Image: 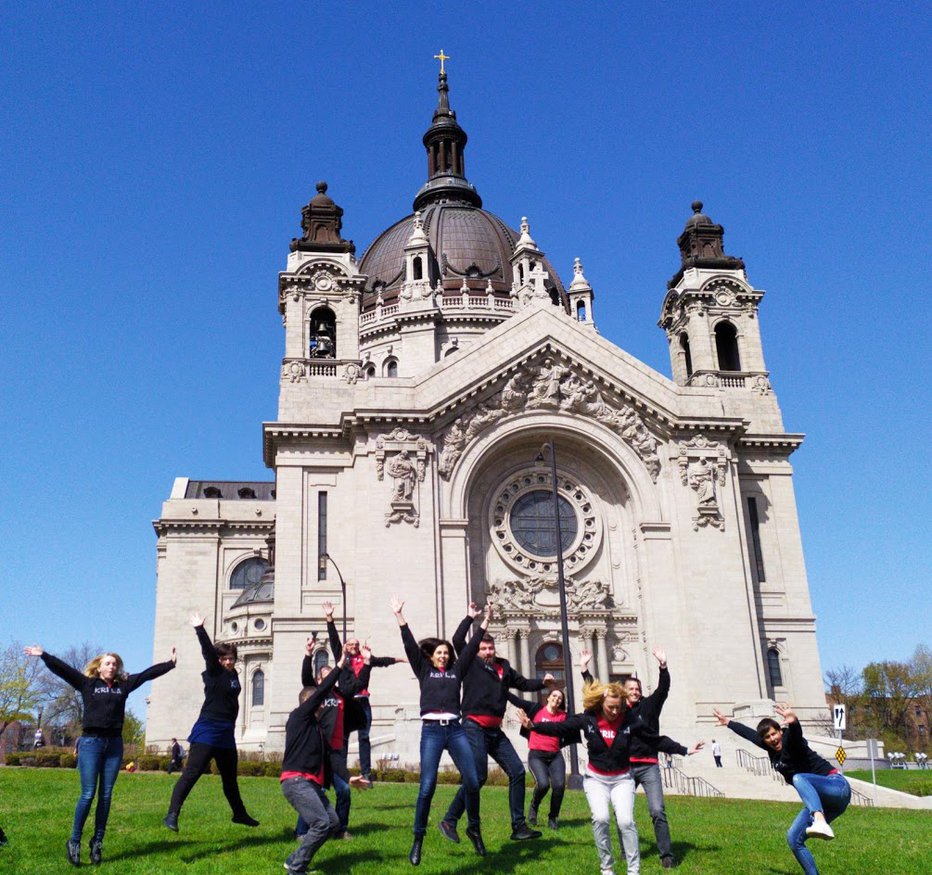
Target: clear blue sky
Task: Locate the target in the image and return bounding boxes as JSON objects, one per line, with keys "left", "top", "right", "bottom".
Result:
{"left": 2, "top": 4, "right": 929, "bottom": 690}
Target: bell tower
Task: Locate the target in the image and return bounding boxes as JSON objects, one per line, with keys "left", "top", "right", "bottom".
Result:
{"left": 659, "top": 202, "right": 770, "bottom": 394}
{"left": 277, "top": 182, "right": 364, "bottom": 391}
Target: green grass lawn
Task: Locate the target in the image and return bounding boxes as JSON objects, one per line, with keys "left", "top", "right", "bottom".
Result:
{"left": 845, "top": 768, "right": 931, "bottom": 797}
{"left": 0, "top": 768, "right": 929, "bottom": 874}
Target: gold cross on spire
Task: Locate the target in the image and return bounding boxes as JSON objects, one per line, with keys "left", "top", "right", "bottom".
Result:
{"left": 433, "top": 49, "right": 450, "bottom": 75}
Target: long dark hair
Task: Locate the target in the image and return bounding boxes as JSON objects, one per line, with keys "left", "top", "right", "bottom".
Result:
{"left": 419, "top": 637, "right": 456, "bottom": 669}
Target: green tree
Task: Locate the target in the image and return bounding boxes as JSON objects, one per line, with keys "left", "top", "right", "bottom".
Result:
{"left": 862, "top": 658, "right": 923, "bottom": 744}
{"left": 0, "top": 643, "right": 43, "bottom": 740}
{"left": 122, "top": 708, "right": 145, "bottom": 751}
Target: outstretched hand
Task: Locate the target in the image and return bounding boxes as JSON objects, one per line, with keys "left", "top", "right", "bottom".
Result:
{"left": 481, "top": 602, "right": 494, "bottom": 625}
{"left": 775, "top": 703, "right": 797, "bottom": 724}
{"left": 389, "top": 595, "right": 405, "bottom": 615}
{"left": 579, "top": 649, "right": 592, "bottom": 671}
{"left": 712, "top": 708, "right": 730, "bottom": 727}
{"left": 652, "top": 647, "right": 667, "bottom": 667}
{"left": 361, "top": 645, "right": 373, "bottom": 665}
{"left": 321, "top": 601, "right": 334, "bottom": 620}
{"left": 190, "top": 613, "right": 205, "bottom": 628}
{"left": 305, "top": 636, "right": 317, "bottom": 656}
{"left": 687, "top": 740, "right": 705, "bottom": 755}
{"left": 515, "top": 708, "right": 533, "bottom": 730}
{"left": 349, "top": 775, "right": 372, "bottom": 791}
{"left": 171, "top": 647, "right": 177, "bottom": 664}
{"left": 466, "top": 601, "right": 482, "bottom": 620}
{"left": 24, "top": 645, "right": 43, "bottom": 657}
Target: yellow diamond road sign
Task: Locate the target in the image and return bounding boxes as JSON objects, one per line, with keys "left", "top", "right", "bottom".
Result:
{"left": 835, "top": 747, "right": 847, "bottom": 766}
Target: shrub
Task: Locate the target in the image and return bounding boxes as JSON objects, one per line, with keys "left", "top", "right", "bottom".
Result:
{"left": 35, "top": 751, "right": 62, "bottom": 768}
{"left": 136, "top": 755, "right": 165, "bottom": 772}
{"left": 5, "top": 752, "right": 22, "bottom": 766}
{"left": 60, "top": 754, "right": 77, "bottom": 768}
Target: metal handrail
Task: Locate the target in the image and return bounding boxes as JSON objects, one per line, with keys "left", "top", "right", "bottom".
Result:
{"left": 736, "top": 748, "right": 783, "bottom": 783}
{"left": 848, "top": 784, "right": 874, "bottom": 808}
{"left": 660, "top": 762, "right": 725, "bottom": 799}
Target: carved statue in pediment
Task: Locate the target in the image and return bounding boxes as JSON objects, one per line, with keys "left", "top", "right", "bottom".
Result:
{"left": 436, "top": 359, "right": 662, "bottom": 482}
{"left": 677, "top": 435, "right": 728, "bottom": 530}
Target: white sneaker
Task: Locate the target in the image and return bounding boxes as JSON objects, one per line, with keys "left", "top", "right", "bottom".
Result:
{"left": 600, "top": 868, "right": 616, "bottom": 875}
{"left": 805, "top": 820, "right": 835, "bottom": 840}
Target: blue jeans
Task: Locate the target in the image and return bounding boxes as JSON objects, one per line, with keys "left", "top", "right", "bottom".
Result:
{"left": 73, "top": 735, "right": 123, "bottom": 843}
{"left": 282, "top": 777, "right": 340, "bottom": 872}
{"left": 414, "top": 720, "right": 480, "bottom": 837}
{"left": 444, "top": 719, "right": 527, "bottom": 829}
{"left": 631, "top": 762, "right": 672, "bottom": 861}
{"left": 787, "top": 772, "right": 851, "bottom": 875}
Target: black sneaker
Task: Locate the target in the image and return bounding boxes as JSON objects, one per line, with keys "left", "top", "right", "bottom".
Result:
{"left": 527, "top": 807, "right": 538, "bottom": 826}
{"left": 548, "top": 817, "right": 559, "bottom": 830}
{"left": 465, "top": 825, "right": 486, "bottom": 856}
{"left": 408, "top": 836, "right": 423, "bottom": 866}
{"left": 89, "top": 838, "right": 103, "bottom": 865}
{"left": 231, "top": 813, "right": 260, "bottom": 827}
{"left": 661, "top": 856, "right": 677, "bottom": 869}
{"left": 66, "top": 839, "right": 80, "bottom": 866}
{"left": 511, "top": 824, "right": 542, "bottom": 840}
{"left": 163, "top": 811, "right": 179, "bottom": 832}
{"left": 438, "top": 820, "right": 460, "bottom": 844}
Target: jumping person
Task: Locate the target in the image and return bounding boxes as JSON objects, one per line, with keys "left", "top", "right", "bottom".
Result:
{"left": 508, "top": 686, "right": 575, "bottom": 829}
{"left": 281, "top": 650, "right": 369, "bottom": 874}
{"left": 338, "top": 623, "right": 405, "bottom": 784}
{"left": 439, "top": 601, "right": 550, "bottom": 843}
{"left": 296, "top": 605, "right": 374, "bottom": 840}
{"left": 390, "top": 595, "right": 491, "bottom": 866}
{"left": 520, "top": 668, "right": 702, "bottom": 875}
{"left": 583, "top": 646, "right": 678, "bottom": 869}
{"left": 24, "top": 643, "right": 176, "bottom": 866}
{"left": 714, "top": 704, "right": 851, "bottom": 875}
{"left": 163, "top": 613, "right": 259, "bottom": 832}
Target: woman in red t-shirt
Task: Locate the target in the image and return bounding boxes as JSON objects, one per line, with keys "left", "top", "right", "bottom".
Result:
{"left": 522, "top": 688, "right": 569, "bottom": 828}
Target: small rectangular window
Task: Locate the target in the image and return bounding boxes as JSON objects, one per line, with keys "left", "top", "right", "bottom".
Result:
{"left": 747, "top": 496, "right": 766, "bottom": 582}
{"left": 317, "top": 492, "right": 328, "bottom": 580}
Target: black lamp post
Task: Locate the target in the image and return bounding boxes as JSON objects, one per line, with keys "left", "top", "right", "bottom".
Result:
{"left": 536, "top": 439, "right": 582, "bottom": 788}
{"left": 319, "top": 553, "right": 347, "bottom": 641}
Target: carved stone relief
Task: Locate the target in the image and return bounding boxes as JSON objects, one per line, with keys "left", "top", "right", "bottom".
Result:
{"left": 487, "top": 575, "right": 614, "bottom": 616}
{"left": 676, "top": 434, "right": 728, "bottom": 531}
{"left": 437, "top": 358, "right": 661, "bottom": 481}
{"left": 376, "top": 429, "right": 431, "bottom": 527}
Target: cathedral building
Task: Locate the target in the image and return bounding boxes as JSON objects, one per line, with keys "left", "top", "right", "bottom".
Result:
{"left": 148, "top": 70, "right": 825, "bottom": 758}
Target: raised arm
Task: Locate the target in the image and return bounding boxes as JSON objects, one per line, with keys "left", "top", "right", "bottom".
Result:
{"left": 126, "top": 651, "right": 177, "bottom": 693}
{"left": 579, "top": 648, "right": 594, "bottom": 685}
{"left": 191, "top": 613, "right": 221, "bottom": 674}
{"left": 714, "top": 708, "right": 767, "bottom": 751}
{"left": 26, "top": 646, "right": 85, "bottom": 690}
{"left": 296, "top": 653, "right": 347, "bottom": 718}
{"left": 454, "top": 602, "right": 492, "bottom": 678}
{"left": 391, "top": 596, "right": 425, "bottom": 673}
{"left": 323, "top": 602, "right": 342, "bottom": 661}
{"left": 520, "top": 709, "right": 587, "bottom": 739}
{"left": 301, "top": 635, "right": 319, "bottom": 687}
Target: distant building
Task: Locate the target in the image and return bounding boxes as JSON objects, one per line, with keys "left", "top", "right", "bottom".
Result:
{"left": 149, "top": 71, "right": 825, "bottom": 757}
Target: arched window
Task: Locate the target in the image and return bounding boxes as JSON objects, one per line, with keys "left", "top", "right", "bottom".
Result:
{"left": 576, "top": 300, "right": 586, "bottom": 321}
{"left": 536, "top": 642, "right": 566, "bottom": 695}
{"left": 767, "top": 647, "right": 783, "bottom": 688}
{"left": 309, "top": 307, "right": 336, "bottom": 359}
{"left": 715, "top": 321, "right": 741, "bottom": 371}
{"left": 384, "top": 358, "right": 398, "bottom": 378}
{"left": 251, "top": 669, "right": 265, "bottom": 707}
{"left": 230, "top": 557, "right": 269, "bottom": 590}
{"left": 412, "top": 256, "right": 423, "bottom": 280}
{"left": 313, "top": 649, "right": 330, "bottom": 678}
{"left": 364, "top": 364, "right": 376, "bottom": 379}
{"left": 444, "top": 345, "right": 459, "bottom": 358}
{"left": 679, "top": 333, "right": 693, "bottom": 378}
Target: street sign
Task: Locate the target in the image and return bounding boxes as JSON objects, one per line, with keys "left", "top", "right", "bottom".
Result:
{"left": 833, "top": 704, "right": 846, "bottom": 731}
{"left": 835, "top": 746, "right": 847, "bottom": 766}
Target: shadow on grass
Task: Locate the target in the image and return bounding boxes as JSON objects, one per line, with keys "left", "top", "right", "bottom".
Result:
{"left": 110, "top": 833, "right": 281, "bottom": 864}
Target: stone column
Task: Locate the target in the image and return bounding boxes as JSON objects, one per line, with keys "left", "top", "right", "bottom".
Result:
{"left": 595, "top": 627, "right": 610, "bottom": 681}
{"left": 500, "top": 626, "right": 517, "bottom": 667}
{"left": 517, "top": 627, "right": 531, "bottom": 677}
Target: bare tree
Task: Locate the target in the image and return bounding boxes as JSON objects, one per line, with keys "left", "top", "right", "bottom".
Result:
{"left": 0, "top": 643, "right": 43, "bottom": 741}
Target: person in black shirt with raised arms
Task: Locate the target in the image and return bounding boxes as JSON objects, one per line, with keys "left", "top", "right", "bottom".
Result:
{"left": 163, "top": 613, "right": 259, "bottom": 832}
{"left": 440, "top": 601, "right": 551, "bottom": 843}
{"left": 714, "top": 703, "right": 851, "bottom": 875}
{"left": 390, "top": 594, "right": 491, "bottom": 866}
{"left": 25, "top": 642, "right": 176, "bottom": 866}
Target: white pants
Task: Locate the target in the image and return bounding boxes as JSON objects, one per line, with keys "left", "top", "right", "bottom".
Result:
{"left": 583, "top": 770, "right": 639, "bottom": 874}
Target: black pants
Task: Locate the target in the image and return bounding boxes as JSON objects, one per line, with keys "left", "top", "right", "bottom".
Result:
{"left": 528, "top": 750, "right": 566, "bottom": 819}
{"left": 167, "top": 742, "right": 249, "bottom": 817}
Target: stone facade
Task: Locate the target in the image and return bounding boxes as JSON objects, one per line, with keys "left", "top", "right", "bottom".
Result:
{"left": 148, "top": 74, "right": 825, "bottom": 761}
